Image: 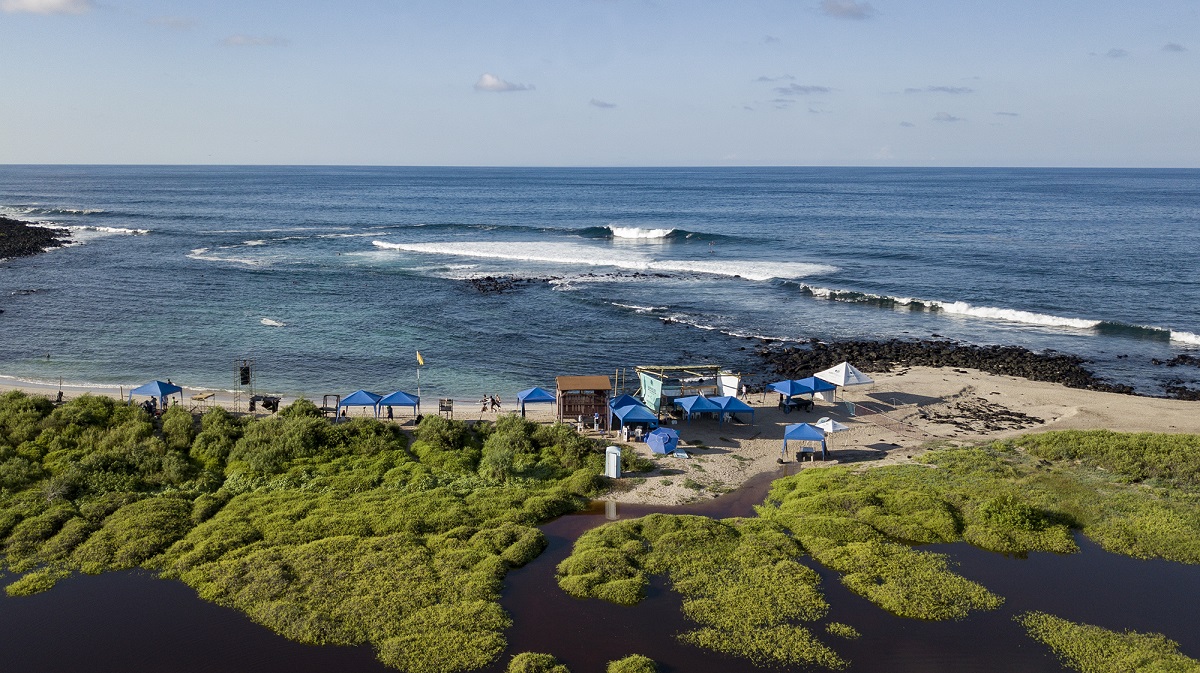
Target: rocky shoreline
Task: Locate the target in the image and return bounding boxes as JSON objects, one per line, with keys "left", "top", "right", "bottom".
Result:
{"left": 0, "top": 216, "right": 70, "bottom": 259}
{"left": 758, "top": 338, "right": 1141, "bottom": 396}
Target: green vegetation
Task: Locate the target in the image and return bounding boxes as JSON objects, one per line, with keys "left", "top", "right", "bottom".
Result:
{"left": 824, "top": 622, "right": 860, "bottom": 639}
{"left": 606, "top": 654, "right": 657, "bottom": 673}
{"left": 556, "top": 513, "right": 845, "bottom": 669}
{"left": 1018, "top": 611, "right": 1200, "bottom": 673}
{"left": 505, "top": 652, "right": 570, "bottom": 673}
{"left": 0, "top": 392, "right": 609, "bottom": 673}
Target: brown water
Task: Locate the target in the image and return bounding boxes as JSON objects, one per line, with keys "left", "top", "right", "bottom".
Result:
{"left": 3, "top": 466, "right": 1199, "bottom": 673}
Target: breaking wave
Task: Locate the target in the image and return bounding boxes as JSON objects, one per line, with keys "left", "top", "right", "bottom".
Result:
{"left": 371, "top": 240, "right": 835, "bottom": 281}
{"left": 260, "top": 318, "right": 286, "bottom": 327}
{"left": 794, "top": 283, "right": 1200, "bottom": 346}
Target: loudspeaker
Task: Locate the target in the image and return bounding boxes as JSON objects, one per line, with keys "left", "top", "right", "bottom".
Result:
{"left": 239, "top": 365, "right": 251, "bottom": 385}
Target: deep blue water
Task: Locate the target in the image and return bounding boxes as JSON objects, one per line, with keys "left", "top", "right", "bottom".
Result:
{"left": 2, "top": 166, "right": 1198, "bottom": 398}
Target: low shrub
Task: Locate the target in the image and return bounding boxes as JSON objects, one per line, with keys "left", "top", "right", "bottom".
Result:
{"left": 606, "top": 654, "right": 656, "bottom": 673}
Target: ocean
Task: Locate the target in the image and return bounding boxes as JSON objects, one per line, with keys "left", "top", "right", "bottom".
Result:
{"left": 1, "top": 165, "right": 1198, "bottom": 400}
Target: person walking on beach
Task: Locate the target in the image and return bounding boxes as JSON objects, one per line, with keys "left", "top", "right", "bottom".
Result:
{"left": 490, "top": 395, "right": 501, "bottom": 412}
{"left": 480, "top": 394, "right": 489, "bottom": 413}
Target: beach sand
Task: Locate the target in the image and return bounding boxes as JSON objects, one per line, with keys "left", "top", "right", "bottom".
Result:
{"left": 6, "top": 367, "right": 1200, "bottom": 507}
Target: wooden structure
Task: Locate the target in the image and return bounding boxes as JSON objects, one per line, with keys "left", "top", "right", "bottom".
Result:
{"left": 555, "top": 375, "right": 613, "bottom": 430}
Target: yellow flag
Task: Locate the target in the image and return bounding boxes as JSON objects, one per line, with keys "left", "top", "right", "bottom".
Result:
{"left": 416, "top": 350, "right": 425, "bottom": 366}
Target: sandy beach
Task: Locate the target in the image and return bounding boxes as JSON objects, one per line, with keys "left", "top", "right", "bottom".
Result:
{"left": 6, "top": 367, "right": 1200, "bottom": 507}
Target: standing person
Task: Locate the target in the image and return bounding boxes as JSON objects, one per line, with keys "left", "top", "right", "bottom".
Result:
{"left": 480, "top": 394, "right": 489, "bottom": 413}
{"left": 593, "top": 411, "right": 600, "bottom": 432}
{"left": 387, "top": 405, "right": 394, "bottom": 420}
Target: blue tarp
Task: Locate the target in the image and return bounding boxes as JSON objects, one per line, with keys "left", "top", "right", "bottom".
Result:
{"left": 611, "top": 403, "right": 659, "bottom": 429}
{"left": 128, "top": 380, "right": 183, "bottom": 406}
{"left": 646, "top": 427, "right": 679, "bottom": 454}
{"left": 379, "top": 390, "right": 420, "bottom": 414}
{"left": 783, "top": 423, "right": 827, "bottom": 460}
{"left": 710, "top": 396, "right": 755, "bottom": 424}
{"left": 339, "top": 389, "right": 382, "bottom": 418}
{"left": 516, "top": 386, "right": 556, "bottom": 415}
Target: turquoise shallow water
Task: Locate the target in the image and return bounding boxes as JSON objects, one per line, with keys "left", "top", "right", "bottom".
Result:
{"left": 1, "top": 166, "right": 1198, "bottom": 398}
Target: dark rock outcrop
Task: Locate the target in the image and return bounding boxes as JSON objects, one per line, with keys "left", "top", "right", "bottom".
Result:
{"left": 758, "top": 338, "right": 1137, "bottom": 395}
{"left": 0, "top": 217, "right": 70, "bottom": 259}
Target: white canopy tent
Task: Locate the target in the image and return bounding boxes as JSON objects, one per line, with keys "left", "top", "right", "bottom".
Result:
{"left": 815, "top": 362, "right": 874, "bottom": 388}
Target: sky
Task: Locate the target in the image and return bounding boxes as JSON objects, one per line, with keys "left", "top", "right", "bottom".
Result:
{"left": 0, "top": 0, "right": 1197, "bottom": 166}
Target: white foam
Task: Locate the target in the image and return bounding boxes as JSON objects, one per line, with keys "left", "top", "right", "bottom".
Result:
{"left": 371, "top": 240, "right": 835, "bottom": 281}
{"left": 261, "top": 318, "right": 286, "bottom": 327}
{"left": 612, "top": 302, "right": 667, "bottom": 313}
{"left": 609, "top": 225, "right": 674, "bottom": 239}
{"left": 933, "top": 301, "right": 1101, "bottom": 329}
{"left": 244, "top": 240, "right": 266, "bottom": 246}
{"left": 1171, "top": 330, "right": 1200, "bottom": 346}
{"left": 186, "top": 248, "right": 266, "bottom": 267}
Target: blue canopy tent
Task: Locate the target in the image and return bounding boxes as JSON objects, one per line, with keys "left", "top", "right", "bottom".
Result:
{"left": 339, "top": 389, "right": 383, "bottom": 418}
{"left": 646, "top": 427, "right": 679, "bottom": 455}
{"left": 673, "top": 395, "right": 722, "bottom": 422}
{"left": 793, "top": 376, "right": 837, "bottom": 394}
{"left": 609, "top": 393, "right": 644, "bottom": 410}
{"left": 516, "top": 387, "right": 556, "bottom": 417}
{"left": 379, "top": 390, "right": 420, "bottom": 417}
{"left": 710, "top": 396, "right": 755, "bottom": 424}
{"left": 767, "top": 379, "right": 823, "bottom": 414}
{"left": 128, "top": 380, "right": 183, "bottom": 410}
{"left": 783, "top": 423, "right": 827, "bottom": 461}
{"left": 611, "top": 403, "right": 660, "bottom": 430}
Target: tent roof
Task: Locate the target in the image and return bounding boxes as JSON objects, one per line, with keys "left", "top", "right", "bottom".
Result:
{"left": 793, "top": 376, "right": 838, "bottom": 392}
{"left": 379, "top": 390, "right": 419, "bottom": 406}
{"left": 710, "top": 396, "right": 754, "bottom": 413}
{"left": 767, "top": 380, "right": 815, "bottom": 397}
{"left": 130, "top": 380, "right": 182, "bottom": 398}
{"left": 556, "top": 375, "right": 612, "bottom": 391}
{"left": 613, "top": 404, "right": 658, "bottom": 423}
{"left": 673, "top": 395, "right": 722, "bottom": 413}
{"left": 814, "top": 362, "right": 874, "bottom": 387}
{"left": 340, "top": 389, "right": 382, "bottom": 406}
{"left": 815, "top": 417, "right": 850, "bottom": 433}
{"left": 517, "top": 387, "right": 557, "bottom": 404}
{"left": 784, "top": 423, "right": 827, "bottom": 442}
{"left": 609, "top": 393, "right": 643, "bottom": 409}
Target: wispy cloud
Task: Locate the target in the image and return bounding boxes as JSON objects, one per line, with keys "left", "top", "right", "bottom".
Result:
{"left": 1, "top": 0, "right": 90, "bottom": 14}
{"left": 221, "top": 35, "right": 290, "bottom": 47}
{"left": 995, "top": 111, "right": 1019, "bottom": 117}
{"left": 1105, "top": 47, "right": 1129, "bottom": 58}
{"left": 1163, "top": 42, "right": 1187, "bottom": 53}
{"left": 899, "top": 121, "right": 916, "bottom": 127}
{"left": 774, "top": 83, "right": 833, "bottom": 95}
{"left": 149, "top": 16, "right": 197, "bottom": 30}
{"left": 589, "top": 99, "right": 616, "bottom": 109}
{"left": 933, "top": 112, "right": 964, "bottom": 122}
{"left": 763, "top": 35, "right": 780, "bottom": 44}
{"left": 756, "top": 75, "right": 794, "bottom": 83}
{"left": 905, "top": 85, "right": 974, "bottom": 94}
{"left": 474, "top": 73, "right": 533, "bottom": 92}
{"left": 819, "top": 0, "right": 876, "bottom": 19}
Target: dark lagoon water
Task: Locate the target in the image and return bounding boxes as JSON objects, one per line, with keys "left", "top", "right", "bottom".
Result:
{"left": 2, "top": 166, "right": 1199, "bottom": 399}
{"left": 5, "top": 468, "right": 1199, "bottom": 673}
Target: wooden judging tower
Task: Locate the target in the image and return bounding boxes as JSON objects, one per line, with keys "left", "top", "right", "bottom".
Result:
{"left": 555, "top": 375, "right": 613, "bottom": 430}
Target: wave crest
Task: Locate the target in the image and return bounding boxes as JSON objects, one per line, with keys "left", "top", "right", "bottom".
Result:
{"left": 371, "top": 240, "right": 835, "bottom": 281}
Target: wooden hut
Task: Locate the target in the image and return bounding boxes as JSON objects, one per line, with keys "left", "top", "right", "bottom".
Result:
{"left": 556, "top": 375, "right": 613, "bottom": 430}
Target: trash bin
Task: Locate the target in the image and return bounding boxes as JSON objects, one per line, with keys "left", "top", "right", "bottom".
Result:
{"left": 605, "top": 445, "right": 622, "bottom": 479}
